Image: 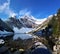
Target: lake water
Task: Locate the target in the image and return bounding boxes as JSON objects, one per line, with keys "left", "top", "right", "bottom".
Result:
{"left": 0, "top": 33, "right": 52, "bottom": 54}
{"left": 0, "top": 33, "right": 34, "bottom": 40}
{"left": 13, "top": 33, "right": 34, "bottom": 40}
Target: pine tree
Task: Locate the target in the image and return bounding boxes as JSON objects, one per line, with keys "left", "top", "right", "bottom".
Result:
{"left": 57, "top": 9, "right": 60, "bottom": 36}
{"left": 49, "top": 9, "right": 60, "bottom": 38}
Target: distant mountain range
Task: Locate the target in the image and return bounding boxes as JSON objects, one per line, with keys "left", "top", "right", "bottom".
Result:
{"left": 5, "top": 15, "right": 46, "bottom": 29}
{"left": 0, "top": 15, "right": 51, "bottom": 33}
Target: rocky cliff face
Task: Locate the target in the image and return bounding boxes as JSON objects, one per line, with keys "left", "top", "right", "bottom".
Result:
{"left": 0, "top": 18, "right": 14, "bottom": 32}
{"left": 5, "top": 17, "right": 23, "bottom": 29}
{"left": 20, "top": 15, "right": 38, "bottom": 28}
{"left": 5, "top": 15, "right": 39, "bottom": 31}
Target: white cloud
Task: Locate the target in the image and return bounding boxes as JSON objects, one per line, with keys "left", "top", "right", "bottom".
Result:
{"left": 0, "top": 2, "right": 9, "bottom": 12}
{"left": 5, "top": 9, "right": 17, "bottom": 17}
{"left": 0, "top": 0, "right": 17, "bottom": 17}
{"left": 19, "top": 9, "right": 31, "bottom": 16}
{"left": 0, "top": 0, "right": 47, "bottom": 24}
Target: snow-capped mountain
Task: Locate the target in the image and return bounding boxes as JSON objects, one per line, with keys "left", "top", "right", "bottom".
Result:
{"left": 5, "top": 16, "right": 37, "bottom": 29}
{"left": 5, "top": 16, "right": 37, "bottom": 33}
{"left": 0, "top": 15, "right": 49, "bottom": 33}
{"left": 20, "top": 15, "right": 47, "bottom": 25}
{"left": 4, "top": 15, "right": 48, "bottom": 33}
{"left": 5, "top": 16, "right": 23, "bottom": 29}
{"left": 5, "top": 15, "right": 47, "bottom": 29}
{"left": 19, "top": 15, "right": 38, "bottom": 28}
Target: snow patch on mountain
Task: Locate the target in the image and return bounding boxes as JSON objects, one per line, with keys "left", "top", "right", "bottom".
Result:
{"left": 13, "top": 27, "right": 35, "bottom": 33}
{"left": 35, "top": 18, "right": 47, "bottom": 24}
{"left": 20, "top": 15, "right": 47, "bottom": 25}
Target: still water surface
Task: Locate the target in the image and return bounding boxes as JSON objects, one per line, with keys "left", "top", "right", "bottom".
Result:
{"left": 13, "top": 33, "right": 34, "bottom": 40}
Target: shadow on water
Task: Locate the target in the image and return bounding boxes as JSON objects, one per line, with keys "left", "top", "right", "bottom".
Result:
{"left": 0, "top": 33, "right": 14, "bottom": 40}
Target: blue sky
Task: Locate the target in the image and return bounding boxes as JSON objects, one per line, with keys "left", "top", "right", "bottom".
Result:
{"left": 0, "top": 0, "right": 60, "bottom": 19}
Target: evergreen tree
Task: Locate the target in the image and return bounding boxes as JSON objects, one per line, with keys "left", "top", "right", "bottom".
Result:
{"left": 57, "top": 9, "right": 60, "bottom": 36}
{"left": 48, "top": 9, "right": 60, "bottom": 38}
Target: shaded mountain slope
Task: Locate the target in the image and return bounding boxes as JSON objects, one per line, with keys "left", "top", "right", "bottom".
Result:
{"left": 0, "top": 18, "right": 14, "bottom": 32}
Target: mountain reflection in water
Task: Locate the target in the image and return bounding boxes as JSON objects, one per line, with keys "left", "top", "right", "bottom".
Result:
{"left": 0, "top": 33, "right": 52, "bottom": 54}
{"left": 13, "top": 33, "right": 33, "bottom": 40}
